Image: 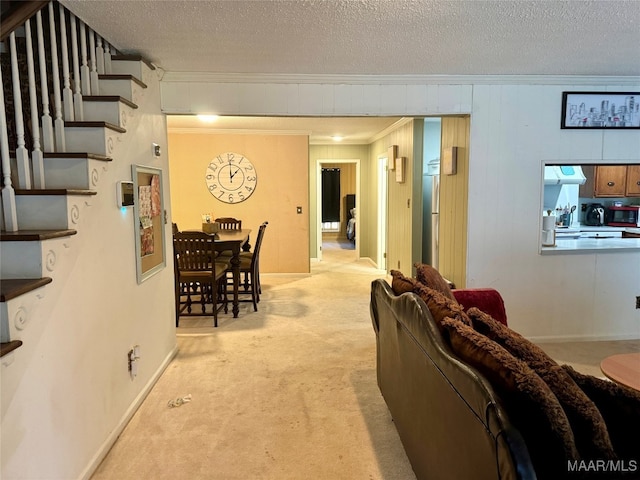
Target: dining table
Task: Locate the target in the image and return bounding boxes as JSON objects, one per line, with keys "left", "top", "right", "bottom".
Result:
{"left": 214, "top": 229, "right": 251, "bottom": 318}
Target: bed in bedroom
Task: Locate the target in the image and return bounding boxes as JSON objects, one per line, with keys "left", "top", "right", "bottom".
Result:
{"left": 346, "top": 194, "right": 356, "bottom": 242}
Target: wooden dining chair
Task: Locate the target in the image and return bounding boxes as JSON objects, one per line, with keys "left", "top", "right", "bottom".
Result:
{"left": 216, "top": 216, "right": 253, "bottom": 256}
{"left": 215, "top": 217, "right": 242, "bottom": 230}
{"left": 225, "top": 221, "right": 268, "bottom": 311}
{"left": 173, "top": 231, "right": 229, "bottom": 327}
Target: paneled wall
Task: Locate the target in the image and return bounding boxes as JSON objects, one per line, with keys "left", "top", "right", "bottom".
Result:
{"left": 368, "top": 120, "right": 421, "bottom": 275}
{"left": 439, "top": 117, "right": 470, "bottom": 288}
{"left": 467, "top": 84, "right": 640, "bottom": 339}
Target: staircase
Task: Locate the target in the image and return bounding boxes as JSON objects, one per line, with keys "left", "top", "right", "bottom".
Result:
{"left": 0, "top": 2, "right": 153, "bottom": 359}
{"left": 0, "top": 5, "right": 176, "bottom": 478}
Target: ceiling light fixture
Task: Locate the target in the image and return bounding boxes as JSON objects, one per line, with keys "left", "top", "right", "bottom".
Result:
{"left": 331, "top": 135, "right": 344, "bottom": 141}
{"left": 197, "top": 115, "right": 219, "bottom": 123}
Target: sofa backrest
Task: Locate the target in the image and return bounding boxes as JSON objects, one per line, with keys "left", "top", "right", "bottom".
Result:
{"left": 370, "top": 279, "right": 536, "bottom": 480}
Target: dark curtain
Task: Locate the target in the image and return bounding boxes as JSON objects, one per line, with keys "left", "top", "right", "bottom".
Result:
{"left": 321, "top": 168, "right": 341, "bottom": 222}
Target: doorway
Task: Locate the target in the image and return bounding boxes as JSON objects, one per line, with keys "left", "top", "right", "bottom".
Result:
{"left": 377, "top": 154, "right": 388, "bottom": 271}
{"left": 316, "top": 159, "right": 360, "bottom": 262}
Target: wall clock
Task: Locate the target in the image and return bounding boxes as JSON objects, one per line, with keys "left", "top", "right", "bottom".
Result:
{"left": 205, "top": 152, "right": 257, "bottom": 203}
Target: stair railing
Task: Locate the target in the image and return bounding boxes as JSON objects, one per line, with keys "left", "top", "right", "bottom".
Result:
{"left": 0, "top": 0, "right": 119, "bottom": 232}
{"left": 1, "top": 65, "right": 18, "bottom": 231}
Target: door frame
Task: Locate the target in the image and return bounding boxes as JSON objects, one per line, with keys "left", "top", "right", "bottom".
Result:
{"left": 316, "top": 158, "right": 360, "bottom": 261}
{"left": 377, "top": 154, "right": 388, "bottom": 271}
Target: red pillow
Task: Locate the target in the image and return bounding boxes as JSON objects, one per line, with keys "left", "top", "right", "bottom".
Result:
{"left": 452, "top": 288, "right": 508, "bottom": 326}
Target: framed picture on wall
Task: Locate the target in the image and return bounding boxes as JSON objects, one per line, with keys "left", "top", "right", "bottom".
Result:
{"left": 561, "top": 91, "right": 640, "bottom": 129}
{"left": 132, "top": 164, "right": 166, "bottom": 283}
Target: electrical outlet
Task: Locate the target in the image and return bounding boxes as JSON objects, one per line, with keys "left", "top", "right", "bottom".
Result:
{"left": 636, "top": 296, "right": 640, "bottom": 309}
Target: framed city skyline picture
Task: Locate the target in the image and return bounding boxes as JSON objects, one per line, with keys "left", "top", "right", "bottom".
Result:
{"left": 561, "top": 91, "right": 640, "bottom": 129}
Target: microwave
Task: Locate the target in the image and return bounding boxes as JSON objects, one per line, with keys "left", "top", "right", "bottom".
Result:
{"left": 606, "top": 206, "right": 639, "bottom": 227}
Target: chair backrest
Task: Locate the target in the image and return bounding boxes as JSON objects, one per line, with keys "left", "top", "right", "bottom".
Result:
{"left": 173, "top": 231, "right": 216, "bottom": 272}
{"left": 250, "top": 222, "right": 268, "bottom": 267}
{"left": 172, "top": 222, "right": 180, "bottom": 234}
{"left": 215, "top": 217, "right": 242, "bottom": 230}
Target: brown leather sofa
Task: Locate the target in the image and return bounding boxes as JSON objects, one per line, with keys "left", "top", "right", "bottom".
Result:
{"left": 370, "top": 278, "right": 535, "bottom": 480}
{"left": 371, "top": 273, "right": 640, "bottom": 480}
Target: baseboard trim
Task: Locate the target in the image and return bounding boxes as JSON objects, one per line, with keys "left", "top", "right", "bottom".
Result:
{"left": 261, "top": 272, "right": 311, "bottom": 278}
{"left": 79, "top": 344, "right": 179, "bottom": 480}
{"left": 360, "top": 256, "right": 381, "bottom": 269}
{"left": 529, "top": 333, "right": 640, "bottom": 343}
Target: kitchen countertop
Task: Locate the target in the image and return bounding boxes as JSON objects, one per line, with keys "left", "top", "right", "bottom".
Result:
{"left": 541, "top": 225, "right": 640, "bottom": 255}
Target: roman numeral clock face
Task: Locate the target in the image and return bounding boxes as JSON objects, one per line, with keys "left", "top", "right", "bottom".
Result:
{"left": 205, "top": 152, "right": 257, "bottom": 204}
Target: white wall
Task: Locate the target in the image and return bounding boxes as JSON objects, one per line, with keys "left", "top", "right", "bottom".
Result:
{"left": 161, "top": 74, "right": 640, "bottom": 341}
{"left": 1, "top": 66, "right": 177, "bottom": 479}
{"left": 468, "top": 84, "right": 640, "bottom": 340}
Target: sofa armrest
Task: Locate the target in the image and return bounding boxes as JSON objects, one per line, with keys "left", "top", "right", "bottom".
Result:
{"left": 452, "top": 288, "right": 508, "bottom": 326}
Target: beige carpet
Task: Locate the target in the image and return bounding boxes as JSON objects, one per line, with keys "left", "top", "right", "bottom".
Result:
{"left": 91, "top": 239, "right": 640, "bottom": 479}
{"left": 91, "top": 240, "right": 416, "bottom": 479}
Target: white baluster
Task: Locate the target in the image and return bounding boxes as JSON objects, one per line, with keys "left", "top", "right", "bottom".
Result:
{"left": 36, "top": 10, "right": 54, "bottom": 151}
{"left": 89, "top": 30, "right": 99, "bottom": 94}
{"left": 9, "top": 32, "right": 32, "bottom": 189}
{"left": 70, "top": 13, "right": 83, "bottom": 120}
{"left": 1, "top": 64, "right": 19, "bottom": 231}
{"left": 48, "top": 2, "right": 65, "bottom": 151}
{"left": 96, "top": 35, "right": 104, "bottom": 74}
{"left": 103, "top": 40, "right": 112, "bottom": 74}
{"left": 79, "top": 20, "right": 91, "bottom": 95}
{"left": 59, "top": 4, "right": 74, "bottom": 121}
{"left": 25, "top": 19, "right": 45, "bottom": 188}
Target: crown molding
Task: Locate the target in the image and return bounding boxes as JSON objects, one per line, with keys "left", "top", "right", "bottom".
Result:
{"left": 370, "top": 118, "right": 413, "bottom": 143}
{"left": 161, "top": 72, "right": 640, "bottom": 86}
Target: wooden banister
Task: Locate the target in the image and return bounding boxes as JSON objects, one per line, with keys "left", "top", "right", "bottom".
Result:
{"left": 0, "top": 1, "right": 49, "bottom": 42}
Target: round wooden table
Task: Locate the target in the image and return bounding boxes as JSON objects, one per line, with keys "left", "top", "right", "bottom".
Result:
{"left": 600, "top": 352, "right": 640, "bottom": 391}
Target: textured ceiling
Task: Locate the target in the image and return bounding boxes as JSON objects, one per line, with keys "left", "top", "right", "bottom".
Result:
{"left": 60, "top": 0, "right": 640, "bottom": 143}
{"left": 61, "top": 0, "right": 640, "bottom": 77}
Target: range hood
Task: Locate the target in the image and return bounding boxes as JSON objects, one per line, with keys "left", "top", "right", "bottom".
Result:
{"left": 544, "top": 165, "right": 587, "bottom": 185}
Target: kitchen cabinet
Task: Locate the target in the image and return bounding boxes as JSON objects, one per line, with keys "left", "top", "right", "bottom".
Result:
{"left": 594, "top": 166, "right": 627, "bottom": 197}
{"left": 580, "top": 165, "right": 630, "bottom": 197}
{"left": 625, "top": 165, "right": 640, "bottom": 196}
